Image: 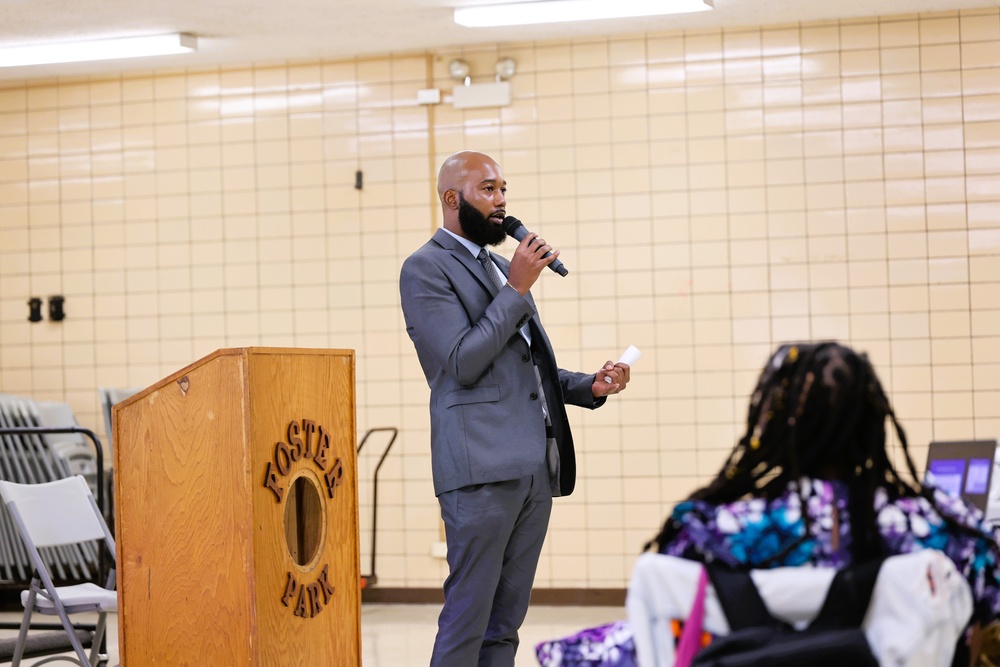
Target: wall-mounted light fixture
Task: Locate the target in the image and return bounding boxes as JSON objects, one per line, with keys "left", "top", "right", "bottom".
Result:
{"left": 448, "top": 59, "right": 471, "bottom": 85}
{"left": 455, "top": 0, "right": 713, "bottom": 27}
{"left": 0, "top": 33, "right": 197, "bottom": 68}
{"left": 448, "top": 57, "right": 517, "bottom": 109}
{"left": 495, "top": 57, "right": 517, "bottom": 81}
{"left": 417, "top": 56, "right": 519, "bottom": 108}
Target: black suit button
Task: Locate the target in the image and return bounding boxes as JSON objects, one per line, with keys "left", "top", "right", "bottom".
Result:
{"left": 522, "top": 354, "right": 530, "bottom": 363}
{"left": 530, "top": 392, "right": 538, "bottom": 400}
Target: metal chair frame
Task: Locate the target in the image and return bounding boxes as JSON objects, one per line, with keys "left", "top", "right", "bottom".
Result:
{"left": 0, "top": 476, "right": 117, "bottom": 667}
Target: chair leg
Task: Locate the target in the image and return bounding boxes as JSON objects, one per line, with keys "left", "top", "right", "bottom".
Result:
{"left": 49, "top": 597, "right": 90, "bottom": 666}
{"left": 11, "top": 586, "right": 37, "bottom": 667}
{"left": 88, "top": 612, "right": 108, "bottom": 667}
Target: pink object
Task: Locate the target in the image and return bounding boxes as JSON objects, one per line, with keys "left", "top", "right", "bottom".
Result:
{"left": 674, "top": 566, "right": 708, "bottom": 667}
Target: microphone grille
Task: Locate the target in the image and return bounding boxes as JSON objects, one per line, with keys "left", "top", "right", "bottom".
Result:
{"left": 501, "top": 216, "right": 522, "bottom": 236}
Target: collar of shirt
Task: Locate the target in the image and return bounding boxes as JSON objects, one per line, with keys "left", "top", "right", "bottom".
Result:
{"left": 442, "top": 227, "right": 484, "bottom": 259}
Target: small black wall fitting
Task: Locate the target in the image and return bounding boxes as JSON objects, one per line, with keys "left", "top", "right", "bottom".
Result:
{"left": 27, "top": 297, "right": 42, "bottom": 323}
{"left": 48, "top": 295, "right": 65, "bottom": 322}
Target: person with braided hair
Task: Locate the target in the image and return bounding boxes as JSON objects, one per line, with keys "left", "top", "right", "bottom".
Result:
{"left": 536, "top": 341, "right": 1000, "bottom": 667}
{"left": 649, "top": 343, "right": 999, "bottom": 602}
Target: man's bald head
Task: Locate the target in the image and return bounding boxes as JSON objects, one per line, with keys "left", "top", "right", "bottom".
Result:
{"left": 437, "top": 150, "right": 500, "bottom": 203}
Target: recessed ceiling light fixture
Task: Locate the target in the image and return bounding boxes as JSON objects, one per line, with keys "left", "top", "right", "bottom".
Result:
{"left": 454, "top": 0, "right": 712, "bottom": 27}
{"left": 0, "top": 33, "right": 197, "bottom": 68}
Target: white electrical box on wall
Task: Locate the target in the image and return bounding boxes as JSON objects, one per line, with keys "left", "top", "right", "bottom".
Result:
{"left": 417, "top": 88, "right": 441, "bottom": 105}
{"left": 451, "top": 81, "right": 512, "bottom": 109}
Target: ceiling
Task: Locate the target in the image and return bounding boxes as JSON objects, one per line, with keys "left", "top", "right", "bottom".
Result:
{"left": 0, "top": 0, "right": 991, "bottom": 83}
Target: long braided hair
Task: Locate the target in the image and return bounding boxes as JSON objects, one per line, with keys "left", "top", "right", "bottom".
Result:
{"left": 650, "top": 341, "right": 962, "bottom": 564}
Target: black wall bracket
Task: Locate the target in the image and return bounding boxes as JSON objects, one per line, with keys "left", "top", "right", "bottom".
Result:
{"left": 27, "top": 297, "right": 42, "bottom": 323}
{"left": 48, "top": 295, "right": 65, "bottom": 322}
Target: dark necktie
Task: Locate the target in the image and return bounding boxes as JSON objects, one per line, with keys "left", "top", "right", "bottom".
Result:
{"left": 477, "top": 248, "right": 550, "bottom": 427}
{"left": 477, "top": 248, "right": 506, "bottom": 294}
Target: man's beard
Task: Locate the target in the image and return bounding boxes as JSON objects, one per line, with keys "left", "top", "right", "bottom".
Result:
{"left": 458, "top": 193, "right": 506, "bottom": 247}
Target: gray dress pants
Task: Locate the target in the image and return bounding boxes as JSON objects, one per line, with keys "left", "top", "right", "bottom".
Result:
{"left": 430, "top": 461, "right": 553, "bottom": 667}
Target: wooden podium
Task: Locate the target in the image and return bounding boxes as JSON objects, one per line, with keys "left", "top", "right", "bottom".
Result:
{"left": 112, "top": 348, "right": 360, "bottom": 666}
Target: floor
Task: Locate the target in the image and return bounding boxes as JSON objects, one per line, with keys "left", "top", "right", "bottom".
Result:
{"left": 362, "top": 604, "right": 625, "bottom": 666}
{"left": 0, "top": 603, "right": 625, "bottom": 666}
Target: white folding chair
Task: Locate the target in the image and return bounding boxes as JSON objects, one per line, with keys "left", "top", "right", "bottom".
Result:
{"left": 0, "top": 475, "right": 117, "bottom": 666}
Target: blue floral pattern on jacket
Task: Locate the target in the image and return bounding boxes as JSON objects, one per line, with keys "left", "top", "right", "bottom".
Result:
{"left": 535, "top": 478, "right": 1000, "bottom": 667}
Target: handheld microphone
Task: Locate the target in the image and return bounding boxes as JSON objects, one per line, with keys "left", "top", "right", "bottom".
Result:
{"left": 501, "top": 216, "right": 569, "bottom": 277}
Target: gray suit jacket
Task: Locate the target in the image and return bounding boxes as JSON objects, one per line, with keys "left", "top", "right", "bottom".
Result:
{"left": 400, "top": 228, "right": 603, "bottom": 497}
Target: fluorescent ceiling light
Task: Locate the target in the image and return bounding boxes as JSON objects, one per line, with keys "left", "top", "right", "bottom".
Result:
{"left": 455, "top": 0, "right": 712, "bottom": 27}
{"left": 0, "top": 33, "right": 197, "bottom": 68}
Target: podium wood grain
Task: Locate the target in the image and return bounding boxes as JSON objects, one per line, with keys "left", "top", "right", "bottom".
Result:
{"left": 113, "top": 348, "right": 360, "bottom": 666}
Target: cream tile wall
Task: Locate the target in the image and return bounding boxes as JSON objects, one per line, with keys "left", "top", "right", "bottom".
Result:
{"left": 2, "top": 8, "right": 1000, "bottom": 589}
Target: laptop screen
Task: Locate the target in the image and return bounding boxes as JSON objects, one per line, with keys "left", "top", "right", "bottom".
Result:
{"left": 925, "top": 440, "right": 998, "bottom": 516}
{"left": 927, "top": 458, "right": 965, "bottom": 497}
{"left": 966, "top": 458, "right": 993, "bottom": 495}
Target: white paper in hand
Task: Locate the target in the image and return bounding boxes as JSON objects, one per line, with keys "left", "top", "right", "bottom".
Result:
{"left": 618, "top": 345, "right": 642, "bottom": 366}
{"left": 604, "top": 345, "right": 641, "bottom": 383}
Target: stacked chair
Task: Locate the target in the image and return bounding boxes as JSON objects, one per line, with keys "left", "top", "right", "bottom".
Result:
{"left": 0, "top": 395, "right": 103, "bottom": 585}
{"left": 0, "top": 394, "right": 115, "bottom": 665}
{"left": 97, "top": 388, "right": 138, "bottom": 536}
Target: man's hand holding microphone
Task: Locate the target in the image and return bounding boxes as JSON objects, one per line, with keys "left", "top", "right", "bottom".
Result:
{"left": 501, "top": 215, "right": 635, "bottom": 398}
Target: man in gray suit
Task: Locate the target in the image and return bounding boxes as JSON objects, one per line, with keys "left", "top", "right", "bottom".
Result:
{"left": 400, "top": 151, "right": 631, "bottom": 666}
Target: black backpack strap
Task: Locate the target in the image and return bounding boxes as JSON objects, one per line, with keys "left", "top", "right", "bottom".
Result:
{"left": 809, "top": 559, "right": 883, "bottom": 631}
{"left": 704, "top": 564, "right": 780, "bottom": 632}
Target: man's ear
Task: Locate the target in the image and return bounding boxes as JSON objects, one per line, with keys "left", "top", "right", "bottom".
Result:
{"left": 442, "top": 189, "right": 460, "bottom": 210}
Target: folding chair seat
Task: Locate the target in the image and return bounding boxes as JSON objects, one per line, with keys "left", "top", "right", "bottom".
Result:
{"left": 0, "top": 475, "right": 117, "bottom": 667}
